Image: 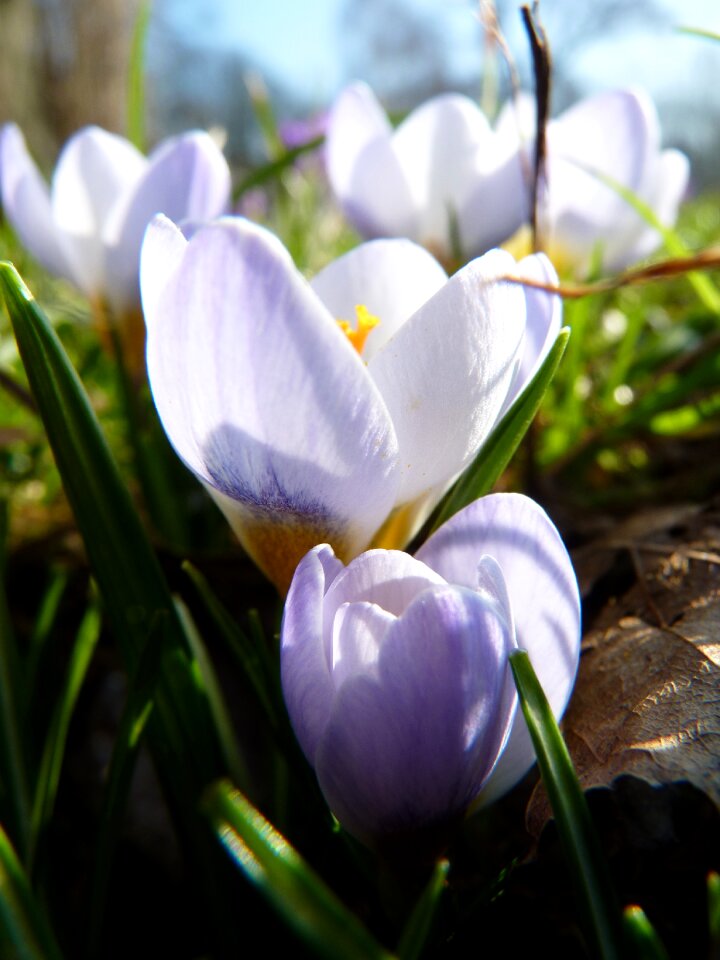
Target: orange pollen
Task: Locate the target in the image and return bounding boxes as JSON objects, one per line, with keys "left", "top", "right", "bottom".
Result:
{"left": 337, "top": 304, "right": 380, "bottom": 354}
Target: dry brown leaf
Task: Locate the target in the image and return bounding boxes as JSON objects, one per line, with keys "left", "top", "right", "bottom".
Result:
{"left": 527, "top": 500, "right": 720, "bottom": 835}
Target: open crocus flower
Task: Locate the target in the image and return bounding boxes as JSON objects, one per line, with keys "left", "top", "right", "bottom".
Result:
{"left": 0, "top": 123, "right": 231, "bottom": 370}
{"left": 281, "top": 492, "right": 581, "bottom": 849}
{"left": 498, "top": 88, "right": 690, "bottom": 275}
{"left": 325, "top": 81, "right": 526, "bottom": 265}
{"left": 142, "top": 215, "right": 561, "bottom": 593}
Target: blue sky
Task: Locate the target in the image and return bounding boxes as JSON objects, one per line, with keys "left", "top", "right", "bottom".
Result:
{"left": 161, "top": 0, "right": 720, "bottom": 108}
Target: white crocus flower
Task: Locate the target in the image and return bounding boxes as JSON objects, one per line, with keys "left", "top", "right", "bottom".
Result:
{"left": 498, "top": 88, "right": 690, "bottom": 274}
{"left": 325, "top": 82, "right": 526, "bottom": 266}
{"left": 0, "top": 123, "right": 231, "bottom": 371}
{"left": 141, "top": 216, "right": 560, "bottom": 592}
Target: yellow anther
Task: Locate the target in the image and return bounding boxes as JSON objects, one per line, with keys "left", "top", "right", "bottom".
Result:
{"left": 337, "top": 304, "right": 380, "bottom": 354}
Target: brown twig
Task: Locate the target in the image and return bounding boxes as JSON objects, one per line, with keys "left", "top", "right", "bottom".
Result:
{"left": 520, "top": 2, "right": 552, "bottom": 253}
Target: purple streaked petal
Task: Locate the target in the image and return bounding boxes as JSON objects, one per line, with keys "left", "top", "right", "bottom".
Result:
{"left": 281, "top": 544, "right": 343, "bottom": 762}
{"left": 142, "top": 216, "right": 400, "bottom": 586}
{"left": 315, "top": 582, "right": 516, "bottom": 843}
{"left": 416, "top": 492, "right": 581, "bottom": 802}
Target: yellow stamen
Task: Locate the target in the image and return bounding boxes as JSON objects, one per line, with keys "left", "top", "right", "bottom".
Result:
{"left": 337, "top": 304, "right": 380, "bottom": 354}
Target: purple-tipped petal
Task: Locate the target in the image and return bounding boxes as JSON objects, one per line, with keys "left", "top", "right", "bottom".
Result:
{"left": 142, "top": 216, "right": 400, "bottom": 589}
{"left": 416, "top": 492, "right": 581, "bottom": 802}
{"left": 281, "top": 545, "right": 343, "bottom": 762}
{"left": 315, "top": 582, "right": 516, "bottom": 843}
{"left": 0, "top": 123, "right": 71, "bottom": 281}
{"left": 310, "top": 238, "right": 448, "bottom": 361}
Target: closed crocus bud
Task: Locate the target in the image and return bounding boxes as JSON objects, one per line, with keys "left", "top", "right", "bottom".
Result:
{"left": 281, "top": 493, "right": 581, "bottom": 853}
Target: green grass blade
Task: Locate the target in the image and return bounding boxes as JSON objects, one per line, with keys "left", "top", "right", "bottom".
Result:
{"left": 0, "top": 501, "right": 31, "bottom": 860}
{"left": 127, "top": 0, "right": 151, "bottom": 150}
{"left": 181, "top": 561, "right": 282, "bottom": 733}
{"left": 29, "top": 601, "right": 101, "bottom": 872}
{"left": 0, "top": 824, "right": 63, "bottom": 960}
{"left": 709, "top": 871, "right": 720, "bottom": 954}
{"left": 234, "top": 136, "right": 324, "bottom": 200}
{"left": 509, "top": 650, "right": 624, "bottom": 960}
{"left": 205, "top": 780, "right": 397, "bottom": 960}
{"left": 396, "top": 859, "right": 448, "bottom": 960}
{"left": 577, "top": 161, "right": 720, "bottom": 314}
{"left": 24, "top": 568, "right": 69, "bottom": 704}
{"left": 622, "top": 905, "right": 669, "bottom": 960}
{"left": 173, "top": 597, "right": 251, "bottom": 792}
{"left": 431, "top": 327, "right": 570, "bottom": 531}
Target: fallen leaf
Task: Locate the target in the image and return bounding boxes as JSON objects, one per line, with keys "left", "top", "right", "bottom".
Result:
{"left": 527, "top": 498, "right": 720, "bottom": 835}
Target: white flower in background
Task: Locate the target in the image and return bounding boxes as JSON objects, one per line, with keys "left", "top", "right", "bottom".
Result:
{"left": 0, "top": 123, "right": 231, "bottom": 369}
{"left": 497, "top": 88, "right": 690, "bottom": 274}
{"left": 325, "top": 81, "right": 527, "bottom": 265}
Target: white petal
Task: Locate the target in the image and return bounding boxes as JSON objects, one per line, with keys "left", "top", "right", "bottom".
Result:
{"left": 331, "top": 601, "right": 395, "bottom": 689}
{"left": 368, "top": 249, "right": 525, "bottom": 506}
{"left": 416, "top": 492, "right": 581, "bottom": 803}
{"left": 143, "top": 216, "right": 400, "bottom": 586}
{"left": 325, "top": 82, "right": 417, "bottom": 239}
{"left": 501, "top": 252, "right": 562, "bottom": 412}
{"left": 104, "top": 131, "right": 231, "bottom": 312}
{"left": 392, "top": 93, "right": 497, "bottom": 254}
{"left": 50, "top": 126, "right": 146, "bottom": 295}
{"left": 310, "top": 238, "right": 447, "bottom": 362}
{"left": 0, "top": 124, "right": 71, "bottom": 281}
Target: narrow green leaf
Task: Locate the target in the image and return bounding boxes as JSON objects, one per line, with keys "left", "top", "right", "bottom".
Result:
{"left": 622, "top": 905, "right": 669, "bottom": 960}
{"left": 0, "top": 824, "right": 63, "bottom": 960}
{"left": 396, "top": 859, "right": 448, "bottom": 960}
{"left": 24, "top": 568, "right": 69, "bottom": 704}
{"left": 576, "top": 161, "right": 720, "bottom": 314}
{"left": 173, "top": 596, "right": 251, "bottom": 792}
{"left": 182, "top": 561, "right": 281, "bottom": 733}
{"left": 709, "top": 871, "right": 720, "bottom": 950}
{"left": 127, "top": 0, "right": 152, "bottom": 151}
{"left": 234, "top": 136, "right": 324, "bottom": 199}
{"left": 0, "top": 501, "right": 31, "bottom": 860}
{"left": 205, "top": 780, "right": 397, "bottom": 960}
{"left": 431, "top": 328, "right": 570, "bottom": 530}
{"left": 29, "top": 601, "right": 101, "bottom": 872}
{"left": 510, "top": 650, "right": 624, "bottom": 960}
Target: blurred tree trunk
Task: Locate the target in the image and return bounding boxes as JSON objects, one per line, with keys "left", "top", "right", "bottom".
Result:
{"left": 0, "top": 0, "right": 140, "bottom": 166}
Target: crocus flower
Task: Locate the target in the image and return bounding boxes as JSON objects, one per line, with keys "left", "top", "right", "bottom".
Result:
{"left": 0, "top": 123, "right": 231, "bottom": 369}
{"left": 325, "top": 81, "right": 526, "bottom": 265}
{"left": 280, "top": 492, "right": 581, "bottom": 849}
{"left": 141, "top": 215, "right": 561, "bottom": 593}
{"left": 497, "top": 88, "right": 690, "bottom": 274}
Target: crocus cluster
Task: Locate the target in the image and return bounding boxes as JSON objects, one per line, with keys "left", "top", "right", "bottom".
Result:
{"left": 141, "top": 214, "right": 560, "bottom": 593}
{"left": 0, "top": 123, "right": 231, "bottom": 369}
{"left": 326, "top": 82, "right": 688, "bottom": 274}
{"left": 281, "top": 492, "right": 581, "bottom": 848}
